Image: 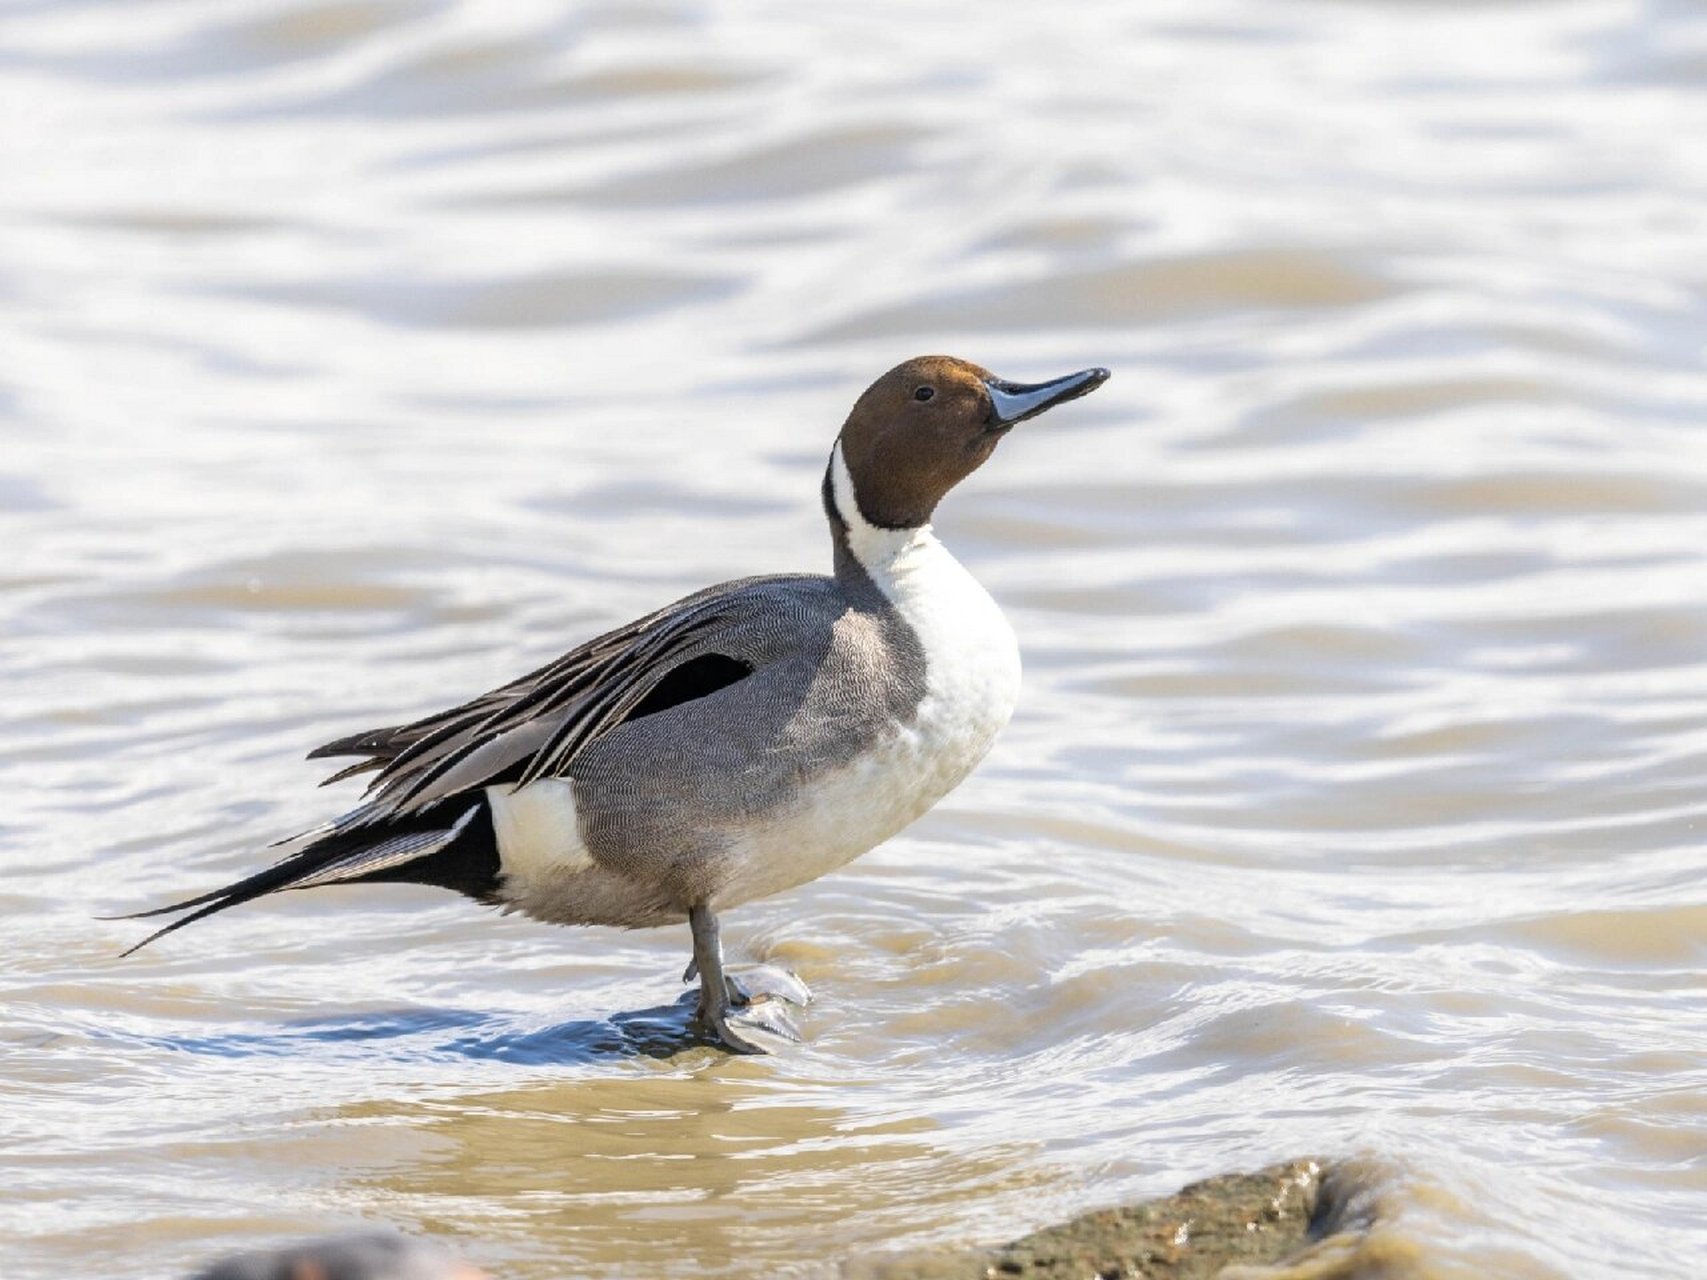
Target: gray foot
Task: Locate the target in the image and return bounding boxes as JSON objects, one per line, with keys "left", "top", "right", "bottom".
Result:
{"left": 685, "top": 905, "right": 809, "bottom": 1055}
{"left": 697, "top": 995, "right": 804, "bottom": 1055}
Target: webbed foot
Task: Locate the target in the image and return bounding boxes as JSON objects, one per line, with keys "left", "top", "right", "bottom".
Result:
{"left": 695, "top": 994, "right": 804, "bottom": 1055}
{"left": 685, "top": 905, "right": 810, "bottom": 1055}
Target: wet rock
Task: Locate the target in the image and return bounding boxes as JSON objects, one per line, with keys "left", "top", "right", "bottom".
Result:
{"left": 857, "top": 1159, "right": 1332, "bottom": 1280}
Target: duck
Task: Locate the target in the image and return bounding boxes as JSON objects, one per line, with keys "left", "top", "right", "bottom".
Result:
{"left": 121, "top": 355, "right": 1110, "bottom": 1052}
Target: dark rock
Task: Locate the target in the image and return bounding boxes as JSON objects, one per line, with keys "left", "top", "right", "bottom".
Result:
{"left": 856, "top": 1159, "right": 1335, "bottom": 1279}
{"left": 188, "top": 1230, "right": 488, "bottom": 1280}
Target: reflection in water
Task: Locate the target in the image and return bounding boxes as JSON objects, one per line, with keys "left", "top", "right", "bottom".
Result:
{"left": 128, "top": 1001, "right": 715, "bottom": 1066}
{"left": 4, "top": 1, "right": 1707, "bottom": 1279}
{"left": 337, "top": 1073, "right": 1030, "bottom": 1278}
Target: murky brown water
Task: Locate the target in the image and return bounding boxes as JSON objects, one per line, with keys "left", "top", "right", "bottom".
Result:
{"left": 4, "top": 2, "right": 1706, "bottom": 1277}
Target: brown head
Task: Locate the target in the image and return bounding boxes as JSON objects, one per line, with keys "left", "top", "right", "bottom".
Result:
{"left": 834, "top": 355, "right": 1109, "bottom": 530}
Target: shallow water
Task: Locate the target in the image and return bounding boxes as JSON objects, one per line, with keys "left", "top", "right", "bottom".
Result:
{"left": 3, "top": 2, "right": 1706, "bottom": 1277}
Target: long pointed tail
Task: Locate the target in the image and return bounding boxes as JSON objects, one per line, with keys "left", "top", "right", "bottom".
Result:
{"left": 110, "top": 802, "right": 485, "bottom": 956}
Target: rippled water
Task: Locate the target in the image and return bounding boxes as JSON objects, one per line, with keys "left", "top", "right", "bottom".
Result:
{"left": 5, "top": 2, "right": 1706, "bottom": 1277}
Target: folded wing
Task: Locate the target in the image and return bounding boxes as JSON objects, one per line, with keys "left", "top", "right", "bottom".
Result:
{"left": 119, "top": 576, "right": 801, "bottom": 950}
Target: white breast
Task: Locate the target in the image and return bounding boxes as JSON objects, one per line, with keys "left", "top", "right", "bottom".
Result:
{"left": 712, "top": 446, "right": 1021, "bottom": 908}
{"left": 850, "top": 488, "right": 1022, "bottom": 808}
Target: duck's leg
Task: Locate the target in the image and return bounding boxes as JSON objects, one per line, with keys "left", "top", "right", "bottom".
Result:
{"left": 687, "top": 903, "right": 804, "bottom": 1054}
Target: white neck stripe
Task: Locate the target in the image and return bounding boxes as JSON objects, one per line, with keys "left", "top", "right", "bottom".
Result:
{"left": 830, "top": 442, "right": 932, "bottom": 587}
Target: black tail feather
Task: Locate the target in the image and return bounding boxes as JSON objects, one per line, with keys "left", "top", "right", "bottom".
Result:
{"left": 113, "top": 847, "right": 335, "bottom": 956}
{"left": 306, "top": 726, "right": 405, "bottom": 761}
{"left": 112, "top": 799, "right": 500, "bottom": 957}
{"left": 103, "top": 886, "right": 248, "bottom": 921}
{"left": 117, "top": 892, "right": 270, "bottom": 958}
{"left": 318, "top": 758, "right": 384, "bottom": 787}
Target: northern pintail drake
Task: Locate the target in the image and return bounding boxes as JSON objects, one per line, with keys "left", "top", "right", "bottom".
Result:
{"left": 122, "top": 356, "right": 1110, "bottom": 1052}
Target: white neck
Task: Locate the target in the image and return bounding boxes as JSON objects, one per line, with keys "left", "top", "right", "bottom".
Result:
{"left": 829, "top": 441, "right": 939, "bottom": 592}
{"left": 826, "top": 441, "right": 1022, "bottom": 760}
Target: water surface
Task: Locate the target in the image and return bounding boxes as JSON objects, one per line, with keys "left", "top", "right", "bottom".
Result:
{"left": 3, "top": 2, "right": 1706, "bottom": 1277}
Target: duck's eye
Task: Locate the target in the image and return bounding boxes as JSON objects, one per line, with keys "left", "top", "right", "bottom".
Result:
{"left": 913, "top": 386, "right": 935, "bottom": 402}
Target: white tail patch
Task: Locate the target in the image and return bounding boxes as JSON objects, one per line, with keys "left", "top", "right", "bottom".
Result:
{"left": 486, "top": 779, "right": 593, "bottom": 892}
